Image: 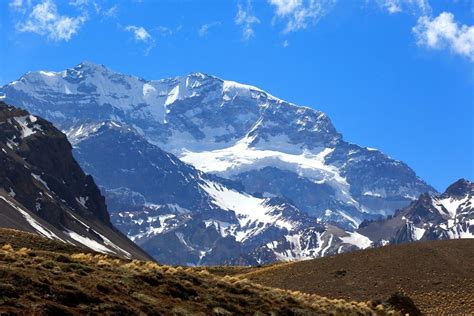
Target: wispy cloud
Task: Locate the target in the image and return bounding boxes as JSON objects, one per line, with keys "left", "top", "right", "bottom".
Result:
{"left": 125, "top": 25, "right": 155, "bottom": 55}
{"left": 413, "top": 12, "right": 474, "bottom": 61}
{"left": 268, "top": 0, "right": 335, "bottom": 33}
{"left": 198, "top": 21, "right": 221, "bottom": 37}
{"left": 156, "top": 26, "right": 173, "bottom": 36}
{"left": 16, "top": 0, "right": 87, "bottom": 41}
{"left": 69, "top": 0, "right": 89, "bottom": 7}
{"left": 103, "top": 5, "right": 118, "bottom": 18}
{"left": 89, "top": 2, "right": 119, "bottom": 19}
{"left": 9, "top": 0, "right": 31, "bottom": 11}
{"left": 282, "top": 39, "right": 289, "bottom": 47}
{"left": 377, "top": 0, "right": 431, "bottom": 15}
{"left": 235, "top": 0, "right": 260, "bottom": 41}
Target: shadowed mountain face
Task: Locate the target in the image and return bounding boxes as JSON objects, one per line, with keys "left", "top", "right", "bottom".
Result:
{"left": 358, "top": 179, "right": 473, "bottom": 244}
{"left": 0, "top": 62, "right": 439, "bottom": 265}
{"left": 0, "top": 101, "right": 151, "bottom": 260}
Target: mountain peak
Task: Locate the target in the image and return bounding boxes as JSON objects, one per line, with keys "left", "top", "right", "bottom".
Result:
{"left": 443, "top": 178, "right": 473, "bottom": 197}
{"left": 75, "top": 61, "right": 109, "bottom": 71}
{"left": 186, "top": 71, "right": 214, "bottom": 79}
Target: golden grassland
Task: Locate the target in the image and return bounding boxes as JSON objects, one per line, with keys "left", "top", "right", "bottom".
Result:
{"left": 0, "top": 241, "right": 399, "bottom": 315}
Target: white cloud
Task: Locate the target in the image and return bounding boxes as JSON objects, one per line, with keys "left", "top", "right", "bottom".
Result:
{"left": 199, "top": 21, "right": 221, "bottom": 37}
{"left": 17, "top": 0, "right": 87, "bottom": 41}
{"left": 382, "top": 0, "right": 402, "bottom": 14}
{"left": 413, "top": 12, "right": 474, "bottom": 61}
{"left": 125, "top": 25, "right": 155, "bottom": 56}
{"left": 125, "top": 25, "right": 151, "bottom": 42}
{"left": 268, "top": 0, "right": 335, "bottom": 33}
{"left": 377, "top": 0, "right": 431, "bottom": 15}
{"left": 283, "top": 39, "right": 289, "bottom": 47}
{"left": 271, "top": 0, "right": 301, "bottom": 15}
{"left": 235, "top": 0, "right": 260, "bottom": 40}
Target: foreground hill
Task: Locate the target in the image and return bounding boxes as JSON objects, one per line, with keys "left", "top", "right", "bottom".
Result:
{"left": 0, "top": 229, "right": 397, "bottom": 315}
{"left": 241, "top": 239, "right": 474, "bottom": 314}
{"left": 0, "top": 101, "right": 150, "bottom": 260}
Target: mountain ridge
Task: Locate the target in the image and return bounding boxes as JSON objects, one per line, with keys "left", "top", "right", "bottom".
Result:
{"left": 358, "top": 178, "right": 473, "bottom": 243}
{"left": 0, "top": 101, "right": 152, "bottom": 260}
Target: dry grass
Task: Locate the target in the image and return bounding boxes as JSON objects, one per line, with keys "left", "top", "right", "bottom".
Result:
{"left": 0, "top": 240, "right": 399, "bottom": 315}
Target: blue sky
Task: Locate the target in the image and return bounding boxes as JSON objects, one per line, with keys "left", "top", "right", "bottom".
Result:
{"left": 0, "top": 0, "right": 473, "bottom": 191}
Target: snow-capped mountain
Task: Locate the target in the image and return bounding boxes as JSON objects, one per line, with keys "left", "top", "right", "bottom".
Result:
{"left": 358, "top": 179, "right": 473, "bottom": 244}
{"left": 0, "top": 101, "right": 151, "bottom": 260}
{"left": 0, "top": 62, "right": 436, "bottom": 230}
{"left": 65, "top": 120, "right": 370, "bottom": 265}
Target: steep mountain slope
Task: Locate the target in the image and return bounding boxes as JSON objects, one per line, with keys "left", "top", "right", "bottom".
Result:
{"left": 358, "top": 179, "right": 473, "bottom": 244}
{"left": 65, "top": 121, "right": 371, "bottom": 265}
{"left": 0, "top": 62, "right": 436, "bottom": 230}
{"left": 0, "top": 101, "right": 151, "bottom": 260}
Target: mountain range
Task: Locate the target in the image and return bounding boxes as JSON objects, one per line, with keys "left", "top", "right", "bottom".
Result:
{"left": 359, "top": 178, "right": 473, "bottom": 244}
{"left": 1, "top": 61, "right": 470, "bottom": 265}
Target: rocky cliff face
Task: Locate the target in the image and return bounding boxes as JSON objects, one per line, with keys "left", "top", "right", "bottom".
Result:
{"left": 0, "top": 101, "right": 151, "bottom": 260}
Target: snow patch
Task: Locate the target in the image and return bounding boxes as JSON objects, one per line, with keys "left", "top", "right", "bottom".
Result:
{"left": 340, "top": 232, "right": 372, "bottom": 249}
{"left": 199, "top": 180, "right": 294, "bottom": 241}
{"left": 0, "top": 196, "right": 63, "bottom": 241}
{"left": 76, "top": 196, "right": 89, "bottom": 208}
{"left": 65, "top": 230, "right": 115, "bottom": 254}
{"left": 31, "top": 173, "right": 51, "bottom": 191}
{"left": 13, "top": 116, "right": 43, "bottom": 138}
{"left": 412, "top": 225, "right": 426, "bottom": 241}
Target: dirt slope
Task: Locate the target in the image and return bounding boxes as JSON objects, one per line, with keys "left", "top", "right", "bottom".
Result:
{"left": 242, "top": 239, "right": 474, "bottom": 314}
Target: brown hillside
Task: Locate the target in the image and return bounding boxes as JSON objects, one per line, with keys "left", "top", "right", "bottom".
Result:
{"left": 0, "top": 229, "right": 397, "bottom": 315}
{"left": 241, "top": 239, "right": 474, "bottom": 314}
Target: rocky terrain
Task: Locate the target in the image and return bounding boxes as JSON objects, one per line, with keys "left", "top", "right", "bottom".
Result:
{"left": 0, "top": 101, "right": 150, "bottom": 260}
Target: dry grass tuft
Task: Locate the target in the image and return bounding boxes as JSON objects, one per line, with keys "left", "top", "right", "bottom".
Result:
{"left": 1, "top": 244, "right": 13, "bottom": 252}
